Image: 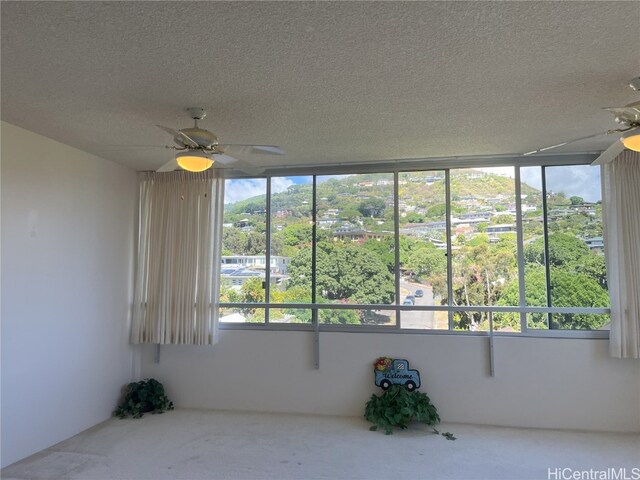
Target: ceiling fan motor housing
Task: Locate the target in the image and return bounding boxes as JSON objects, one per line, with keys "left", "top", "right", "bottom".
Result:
{"left": 187, "top": 107, "right": 207, "bottom": 120}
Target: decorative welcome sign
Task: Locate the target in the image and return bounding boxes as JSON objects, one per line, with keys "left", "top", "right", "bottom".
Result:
{"left": 373, "top": 357, "right": 421, "bottom": 391}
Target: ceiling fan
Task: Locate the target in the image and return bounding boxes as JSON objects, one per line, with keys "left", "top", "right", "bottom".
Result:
{"left": 523, "top": 77, "right": 640, "bottom": 166}
{"left": 155, "top": 107, "right": 284, "bottom": 173}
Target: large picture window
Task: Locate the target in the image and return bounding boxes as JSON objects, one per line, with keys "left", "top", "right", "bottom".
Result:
{"left": 218, "top": 161, "right": 609, "bottom": 335}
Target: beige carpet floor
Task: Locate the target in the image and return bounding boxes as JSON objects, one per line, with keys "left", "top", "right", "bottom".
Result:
{"left": 2, "top": 409, "right": 639, "bottom": 480}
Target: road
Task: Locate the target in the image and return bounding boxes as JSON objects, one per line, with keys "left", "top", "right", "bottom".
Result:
{"left": 399, "top": 279, "right": 437, "bottom": 329}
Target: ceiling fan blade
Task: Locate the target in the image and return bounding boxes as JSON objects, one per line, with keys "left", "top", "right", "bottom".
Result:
{"left": 237, "top": 165, "right": 266, "bottom": 175}
{"left": 213, "top": 154, "right": 239, "bottom": 165}
{"left": 213, "top": 153, "right": 265, "bottom": 175}
{"left": 604, "top": 105, "right": 640, "bottom": 123}
{"left": 95, "top": 145, "right": 166, "bottom": 149}
{"left": 156, "top": 125, "right": 199, "bottom": 148}
{"left": 229, "top": 164, "right": 266, "bottom": 175}
{"left": 219, "top": 144, "right": 285, "bottom": 156}
{"left": 157, "top": 158, "right": 178, "bottom": 172}
{"left": 591, "top": 140, "right": 625, "bottom": 166}
{"left": 94, "top": 145, "right": 168, "bottom": 155}
{"left": 250, "top": 145, "right": 285, "bottom": 155}
{"left": 155, "top": 124, "right": 182, "bottom": 138}
{"left": 523, "top": 132, "right": 607, "bottom": 156}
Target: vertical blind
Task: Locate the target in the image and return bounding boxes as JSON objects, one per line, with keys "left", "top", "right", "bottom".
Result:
{"left": 131, "top": 170, "right": 224, "bottom": 345}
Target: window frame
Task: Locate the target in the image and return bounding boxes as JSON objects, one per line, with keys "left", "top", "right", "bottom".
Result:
{"left": 218, "top": 153, "right": 609, "bottom": 339}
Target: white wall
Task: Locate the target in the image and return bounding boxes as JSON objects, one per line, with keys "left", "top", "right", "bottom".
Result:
{"left": 142, "top": 330, "right": 640, "bottom": 432}
{"left": 1, "top": 122, "right": 137, "bottom": 467}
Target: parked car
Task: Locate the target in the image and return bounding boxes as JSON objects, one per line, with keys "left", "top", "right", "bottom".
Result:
{"left": 414, "top": 289, "right": 424, "bottom": 298}
{"left": 402, "top": 298, "right": 413, "bottom": 305}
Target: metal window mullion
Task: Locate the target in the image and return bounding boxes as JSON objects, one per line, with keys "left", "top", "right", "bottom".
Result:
{"left": 488, "top": 311, "right": 495, "bottom": 376}
{"left": 514, "top": 167, "right": 527, "bottom": 333}
{"left": 312, "top": 176, "right": 319, "bottom": 368}
{"left": 393, "top": 171, "right": 401, "bottom": 329}
{"left": 219, "top": 321, "right": 608, "bottom": 339}
{"left": 218, "top": 302, "right": 608, "bottom": 314}
{"left": 312, "top": 176, "right": 318, "bottom": 306}
{"left": 541, "top": 166, "right": 553, "bottom": 329}
{"left": 445, "top": 169, "right": 454, "bottom": 330}
{"left": 265, "top": 176, "right": 272, "bottom": 324}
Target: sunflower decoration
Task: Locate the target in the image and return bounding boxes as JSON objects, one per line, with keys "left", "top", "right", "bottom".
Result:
{"left": 374, "top": 357, "right": 393, "bottom": 372}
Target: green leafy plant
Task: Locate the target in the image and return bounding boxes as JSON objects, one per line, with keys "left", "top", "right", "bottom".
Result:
{"left": 365, "top": 384, "right": 455, "bottom": 439}
{"left": 115, "top": 378, "right": 174, "bottom": 419}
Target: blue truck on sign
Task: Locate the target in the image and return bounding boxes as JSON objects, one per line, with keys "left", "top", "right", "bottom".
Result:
{"left": 374, "top": 357, "right": 421, "bottom": 391}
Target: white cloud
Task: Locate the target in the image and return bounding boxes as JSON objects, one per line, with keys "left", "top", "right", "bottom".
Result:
{"left": 317, "top": 174, "right": 351, "bottom": 183}
{"left": 224, "top": 177, "right": 295, "bottom": 204}
{"left": 520, "top": 167, "right": 542, "bottom": 190}
{"left": 224, "top": 179, "right": 267, "bottom": 204}
{"left": 271, "top": 177, "right": 295, "bottom": 194}
{"left": 545, "top": 165, "right": 601, "bottom": 203}
{"left": 497, "top": 165, "right": 600, "bottom": 202}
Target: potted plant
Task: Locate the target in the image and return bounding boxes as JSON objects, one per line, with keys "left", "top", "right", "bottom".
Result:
{"left": 115, "top": 378, "right": 174, "bottom": 419}
{"left": 365, "top": 357, "right": 455, "bottom": 438}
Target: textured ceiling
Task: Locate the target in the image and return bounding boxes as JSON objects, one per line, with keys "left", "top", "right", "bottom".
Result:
{"left": 1, "top": 1, "right": 639, "bottom": 172}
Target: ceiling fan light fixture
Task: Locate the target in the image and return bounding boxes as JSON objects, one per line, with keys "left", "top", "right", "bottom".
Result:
{"left": 621, "top": 129, "right": 640, "bottom": 152}
{"left": 176, "top": 151, "right": 213, "bottom": 172}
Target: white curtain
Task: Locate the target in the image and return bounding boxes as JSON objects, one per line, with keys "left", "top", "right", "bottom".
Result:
{"left": 602, "top": 150, "right": 640, "bottom": 358}
{"left": 131, "top": 170, "right": 224, "bottom": 345}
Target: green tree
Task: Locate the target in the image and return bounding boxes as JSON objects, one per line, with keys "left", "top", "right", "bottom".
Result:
{"left": 219, "top": 279, "right": 242, "bottom": 303}
{"left": 497, "top": 266, "right": 609, "bottom": 330}
{"left": 286, "top": 246, "right": 312, "bottom": 291}
{"left": 490, "top": 214, "right": 514, "bottom": 225}
{"left": 404, "top": 243, "right": 446, "bottom": 281}
{"left": 288, "top": 242, "right": 395, "bottom": 304}
{"left": 222, "top": 228, "right": 270, "bottom": 255}
{"left": 319, "top": 307, "right": 361, "bottom": 325}
{"left": 241, "top": 277, "right": 265, "bottom": 303}
{"left": 425, "top": 204, "right": 446, "bottom": 219}
{"left": 358, "top": 198, "right": 386, "bottom": 218}
{"left": 282, "top": 223, "right": 312, "bottom": 247}
{"left": 245, "top": 231, "right": 266, "bottom": 255}
{"left": 270, "top": 231, "right": 285, "bottom": 256}
{"left": 362, "top": 238, "right": 395, "bottom": 273}
{"left": 575, "top": 254, "right": 607, "bottom": 289}
{"left": 222, "top": 228, "right": 248, "bottom": 255}
{"left": 341, "top": 206, "right": 361, "bottom": 222}
{"left": 240, "top": 200, "right": 266, "bottom": 214}
{"left": 450, "top": 235, "right": 518, "bottom": 329}
{"left": 405, "top": 212, "right": 424, "bottom": 223}
{"left": 398, "top": 236, "right": 419, "bottom": 267}
{"left": 524, "top": 233, "right": 589, "bottom": 267}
